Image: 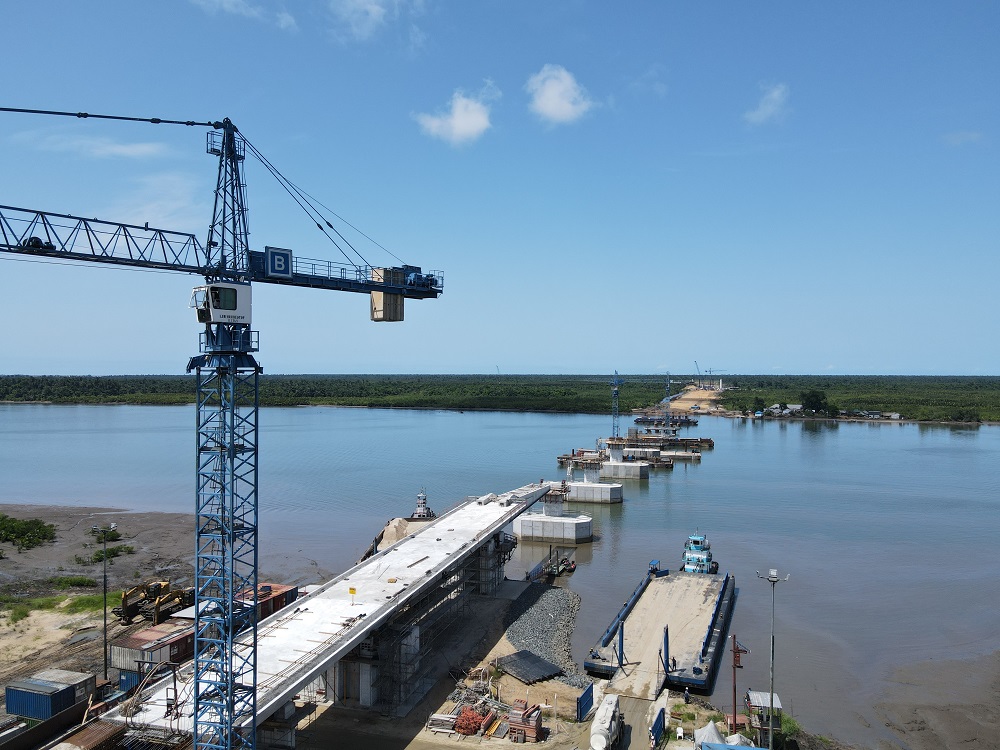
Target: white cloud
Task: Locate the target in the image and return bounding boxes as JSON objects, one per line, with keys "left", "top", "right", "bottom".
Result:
{"left": 190, "top": 0, "right": 300, "bottom": 30}
{"left": 328, "top": 0, "right": 426, "bottom": 41}
{"left": 943, "top": 130, "right": 983, "bottom": 147}
{"left": 628, "top": 64, "right": 668, "bottom": 99}
{"left": 744, "top": 83, "right": 790, "bottom": 125}
{"left": 408, "top": 23, "right": 427, "bottom": 53}
{"left": 25, "top": 134, "right": 167, "bottom": 159}
{"left": 329, "top": 0, "right": 386, "bottom": 39}
{"left": 189, "top": 0, "right": 263, "bottom": 19}
{"left": 415, "top": 82, "right": 501, "bottom": 146}
{"left": 105, "top": 172, "right": 208, "bottom": 232}
{"left": 525, "top": 64, "right": 594, "bottom": 125}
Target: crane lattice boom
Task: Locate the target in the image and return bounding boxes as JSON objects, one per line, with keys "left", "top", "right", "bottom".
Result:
{"left": 0, "top": 205, "right": 443, "bottom": 298}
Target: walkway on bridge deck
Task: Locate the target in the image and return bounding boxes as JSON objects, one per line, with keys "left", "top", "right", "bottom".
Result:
{"left": 108, "top": 482, "right": 549, "bottom": 734}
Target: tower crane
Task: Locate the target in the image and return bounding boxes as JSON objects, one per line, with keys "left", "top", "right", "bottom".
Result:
{"left": 609, "top": 370, "right": 624, "bottom": 439}
{"left": 664, "top": 372, "right": 684, "bottom": 401}
{"left": 0, "top": 108, "right": 443, "bottom": 750}
{"left": 704, "top": 367, "right": 726, "bottom": 390}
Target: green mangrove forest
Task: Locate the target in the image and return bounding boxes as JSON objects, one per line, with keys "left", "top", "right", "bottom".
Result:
{"left": 1, "top": 374, "right": 997, "bottom": 422}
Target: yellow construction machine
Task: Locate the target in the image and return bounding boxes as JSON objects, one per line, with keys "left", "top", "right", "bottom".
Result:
{"left": 139, "top": 587, "right": 196, "bottom": 625}
{"left": 112, "top": 580, "right": 170, "bottom": 625}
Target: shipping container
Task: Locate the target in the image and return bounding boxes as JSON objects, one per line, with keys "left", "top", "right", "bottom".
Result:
{"left": 235, "top": 582, "right": 299, "bottom": 623}
{"left": 5, "top": 679, "right": 76, "bottom": 720}
{"left": 31, "top": 668, "right": 96, "bottom": 705}
{"left": 118, "top": 670, "right": 142, "bottom": 693}
{"left": 109, "top": 622, "right": 194, "bottom": 672}
{"left": 167, "top": 582, "right": 300, "bottom": 626}
{"left": 257, "top": 582, "right": 297, "bottom": 621}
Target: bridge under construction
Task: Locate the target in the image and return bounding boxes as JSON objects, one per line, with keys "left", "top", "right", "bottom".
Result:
{"left": 103, "top": 483, "right": 549, "bottom": 746}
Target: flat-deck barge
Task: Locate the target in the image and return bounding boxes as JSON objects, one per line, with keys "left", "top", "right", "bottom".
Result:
{"left": 584, "top": 562, "right": 735, "bottom": 699}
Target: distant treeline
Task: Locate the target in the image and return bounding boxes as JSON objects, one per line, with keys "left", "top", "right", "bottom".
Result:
{"left": 1, "top": 374, "right": 997, "bottom": 422}
{"left": 721, "top": 375, "right": 998, "bottom": 422}
{"left": 0, "top": 374, "right": 669, "bottom": 413}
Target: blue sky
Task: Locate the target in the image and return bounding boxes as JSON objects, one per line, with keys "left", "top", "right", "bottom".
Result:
{"left": 2, "top": 1, "right": 997, "bottom": 376}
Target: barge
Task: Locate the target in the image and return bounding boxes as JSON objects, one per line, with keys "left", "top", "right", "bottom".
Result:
{"left": 584, "top": 561, "right": 736, "bottom": 698}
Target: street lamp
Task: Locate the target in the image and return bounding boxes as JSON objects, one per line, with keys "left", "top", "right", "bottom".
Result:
{"left": 756, "top": 568, "right": 789, "bottom": 750}
{"left": 101, "top": 529, "right": 108, "bottom": 681}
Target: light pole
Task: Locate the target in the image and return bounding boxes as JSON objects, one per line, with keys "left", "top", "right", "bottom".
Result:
{"left": 101, "top": 529, "right": 108, "bottom": 681}
{"left": 757, "top": 569, "right": 789, "bottom": 750}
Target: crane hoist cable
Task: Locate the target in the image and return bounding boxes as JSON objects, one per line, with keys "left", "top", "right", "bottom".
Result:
{"left": 240, "top": 137, "right": 410, "bottom": 272}
{"left": 240, "top": 136, "right": 373, "bottom": 270}
{"left": 283, "top": 180, "right": 407, "bottom": 267}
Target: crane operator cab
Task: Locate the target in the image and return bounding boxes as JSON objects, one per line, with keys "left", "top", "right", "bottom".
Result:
{"left": 190, "top": 282, "right": 252, "bottom": 326}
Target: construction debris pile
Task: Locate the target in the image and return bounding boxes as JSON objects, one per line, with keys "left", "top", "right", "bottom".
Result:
{"left": 426, "top": 702, "right": 511, "bottom": 741}
{"left": 426, "top": 679, "right": 547, "bottom": 742}
{"left": 456, "top": 705, "right": 491, "bottom": 735}
{"left": 507, "top": 699, "right": 543, "bottom": 743}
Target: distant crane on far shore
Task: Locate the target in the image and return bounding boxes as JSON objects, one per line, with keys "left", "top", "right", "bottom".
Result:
{"left": 610, "top": 371, "right": 624, "bottom": 438}
{"left": 705, "top": 367, "right": 727, "bottom": 390}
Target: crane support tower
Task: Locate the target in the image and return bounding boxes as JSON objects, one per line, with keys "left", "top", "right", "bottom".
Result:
{"left": 0, "top": 108, "right": 443, "bottom": 750}
{"left": 610, "top": 371, "right": 624, "bottom": 439}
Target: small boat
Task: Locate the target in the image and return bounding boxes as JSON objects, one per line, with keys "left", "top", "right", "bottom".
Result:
{"left": 681, "top": 532, "right": 719, "bottom": 574}
{"left": 548, "top": 556, "right": 577, "bottom": 576}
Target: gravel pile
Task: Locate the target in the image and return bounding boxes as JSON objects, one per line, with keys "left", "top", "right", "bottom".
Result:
{"left": 503, "top": 583, "right": 592, "bottom": 689}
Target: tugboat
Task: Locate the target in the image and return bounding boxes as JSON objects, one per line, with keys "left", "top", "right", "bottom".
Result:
{"left": 681, "top": 531, "right": 719, "bottom": 574}
{"left": 408, "top": 489, "right": 436, "bottom": 520}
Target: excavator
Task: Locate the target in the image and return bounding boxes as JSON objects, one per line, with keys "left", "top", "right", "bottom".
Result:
{"left": 139, "top": 587, "right": 196, "bottom": 625}
{"left": 112, "top": 580, "right": 170, "bottom": 625}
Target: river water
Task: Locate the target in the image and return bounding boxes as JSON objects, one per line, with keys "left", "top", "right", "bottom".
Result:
{"left": 2, "top": 404, "right": 998, "bottom": 746}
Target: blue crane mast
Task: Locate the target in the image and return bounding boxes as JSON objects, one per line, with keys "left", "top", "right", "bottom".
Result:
{"left": 0, "top": 108, "right": 443, "bottom": 750}
{"left": 610, "top": 370, "right": 624, "bottom": 439}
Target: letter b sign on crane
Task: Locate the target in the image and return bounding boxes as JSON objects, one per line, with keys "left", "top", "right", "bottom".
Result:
{"left": 264, "top": 246, "right": 293, "bottom": 279}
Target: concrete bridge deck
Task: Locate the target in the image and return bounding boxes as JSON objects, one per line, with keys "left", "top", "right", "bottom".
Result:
{"left": 108, "top": 483, "right": 549, "bottom": 734}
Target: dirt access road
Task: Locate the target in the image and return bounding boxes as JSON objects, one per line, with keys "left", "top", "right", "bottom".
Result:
{"left": 668, "top": 386, "right": 723, "bottom": 414}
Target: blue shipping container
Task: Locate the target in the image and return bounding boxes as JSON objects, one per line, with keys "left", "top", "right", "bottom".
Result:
{"left": 5, "top": 679, "right": 76, "bottom": 720}
{"left": 119, "top": 670, "right": 142, "bottom": 693}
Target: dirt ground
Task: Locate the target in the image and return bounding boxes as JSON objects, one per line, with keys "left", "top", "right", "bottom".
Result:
{"left": 0, "top": 504, "right": 196, "bottom": 694}
{"left": 666, "top": 385, "right": 724, "bottom": 414}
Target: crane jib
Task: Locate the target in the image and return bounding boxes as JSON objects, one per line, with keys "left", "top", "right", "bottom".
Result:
{"left": 0, "top": 206, "right": 443, "bottom": 298}
{"left": 248, "top": 249, "right": 443, "bottom": 298}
